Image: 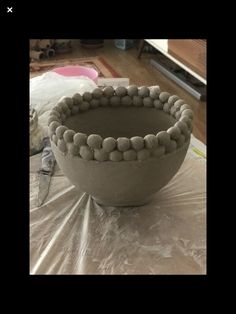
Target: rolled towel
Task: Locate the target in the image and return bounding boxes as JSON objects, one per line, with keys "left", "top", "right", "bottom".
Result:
{"left": 45, "top": 48, "right": 55, "bottom": 58}
{"left": 38, "top": 39, "right": 52, "bottom": 49}
{"left": 30, "top": 50, "right": 44, "bottom": 61}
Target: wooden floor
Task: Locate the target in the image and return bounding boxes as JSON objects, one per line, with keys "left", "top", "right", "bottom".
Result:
{"left": 31, "top": 40, "right": 206, "bottom": 144}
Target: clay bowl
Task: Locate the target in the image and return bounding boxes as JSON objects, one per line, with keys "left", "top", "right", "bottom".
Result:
{"left": 48, "top": 86, "right": 194, "bottom": 206}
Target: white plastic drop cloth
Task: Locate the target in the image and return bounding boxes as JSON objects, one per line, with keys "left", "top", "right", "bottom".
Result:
{"left": 30, "top": 72, "right": 97, "bottom": 128}
{"left": 30, "top": 135, "right": 206, "bottom": 275}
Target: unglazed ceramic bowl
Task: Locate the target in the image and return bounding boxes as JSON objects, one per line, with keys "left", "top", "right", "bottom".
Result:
{"left": 48, "top": 86, "right": 194, "bottom": 206}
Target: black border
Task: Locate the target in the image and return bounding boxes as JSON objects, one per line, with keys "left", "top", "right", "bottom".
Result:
{"left": 3, "top": 6, "right": 218, "bottom": 293}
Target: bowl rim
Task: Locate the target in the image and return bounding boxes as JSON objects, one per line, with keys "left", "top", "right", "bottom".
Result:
{"left": 48, "top": 85, "right": 194, "bottom": 162}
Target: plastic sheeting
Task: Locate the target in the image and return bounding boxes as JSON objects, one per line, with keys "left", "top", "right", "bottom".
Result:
{"left": 30, "top": 72, "right": 97, "bottom": 129}
{"left": 29, "top": 72, "right": 97, "bottom": 156}
{"left": 30, "top": 135, "right": 206, "bottom": 275}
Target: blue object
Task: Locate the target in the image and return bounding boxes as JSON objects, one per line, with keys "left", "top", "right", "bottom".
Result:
{"left": 115, "top": 39, "right": 134, "bottom": 50}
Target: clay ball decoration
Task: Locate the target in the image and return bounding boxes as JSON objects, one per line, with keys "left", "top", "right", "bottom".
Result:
{"left": 94, "top": 148, "right": 109, "bottom": 161}
{"left": 71, "top": 105, "right": 80, "bottom": 115}
{"left": 49, "top": 86, "right": 194, "bottom": 164}
{"left": 175, "top": 121, "right": 189, "bottom": 137}
{"left": 179, "top": 104, "right": 191, "bottom": 113}
{"left": 72, "top": 93, "right": 83, "bottom": 105}
{"left": 63, "top": 130, "right": 76, "bottom": 143}
{"left": 74, "top": 132, "right": 88, "bottom": 146}
{"left": 52, "top": 134, "right": 58, "bottom": 145}
{"left": 156, "top": 131, "right": 170, "bottom": 146}
{"left": 121, "top": 95, "right": 132, "bottom": 106}
{"left": 83, "top": 92, "right": 92, "bottom": 102}
{"left": 175, "top": 111, "right": 182, "bottom": 120}
{"left": 131, "top": 136, "right": 144, "bottom": 151}
{"left": 133, "top": 95, "right": 143, "bottom": 106}
{"left": 179, "top": 116, "right": 192, "bottom": 129}
{"left": 137, "top": 149, "right": 150, "bottom": 161}
{"left": 181, "top": 109, "right": 194, "bottom": 120}
{"left": 138, "top": 86, "right": 150, "bottom": 98}
{"left": 102, "top": 137, "right": 117, "bottom": 153}
{"left": 68, "top": 143, "right": 80, "bottom": 156}
{"left": 168, "top": 95, "right": 179, "bottom": 105}
{"left": 144, "top": 134, "right": 159, "bottom": 149}
{"left": 115, "top": 86, "right": 127, "bottom": 97}
{"left": 100, "top": 96, "right": 109, "bottom": 106}
{"left": 150, "top": 86, "right": 161, "bottom": 99}
{"left": 58, "top": 101, "right": 69, "bottom": 113}
{"left": 103, "top": 86, "right": 114, "bottom": 98}
{"left": 62, "top": 97, "right": 74, "bottom": 109}
{"left": 49, "top": 121, "right": 60, "bottom": 134}
{"left": 170, "top": 106, "right": 178, "bottom": 116}
{"left": 123, "top": 149, "right": 137, "bottom": 161}
{"left": 49, "top": 109, "right": 61, "bottom": 119}
{"left": 56, "top": 126, "right": 68, "bottom": 139}
{"left": 92, "top": 88, "right": 103, "bottom": 99}
{"left": 176, "top": 135, "right": 186, "bottom": 148}
{"left": 167, "top": 126, "right": 181, "bottom": 140}
{"left": 174, "top": 99, "right": 185, "bottom": 109}
{"left": 165, "top": 140, "right": 177, "bottom": 153}
{"left": 80, "top": 145, "right": 94, "bottom": 160}
{"left": 110, "top": 96, "right": 121, "bottom": 107}
{"left": 143, "top": 97, "right": 153, "bottom": 107}
{"left": 87, "top": 134, "right": 103, "bottom": 149}
{"left": 127, "top": 85, "right": 138, "bottom": 97}
{"left": 117, "top": 137, "right": 131, "bottom": 152}
{"left": 48, "top": 115, "right": 61, "bottom": 126}
{"left": 154, "top": 99, "right": 163, "bottom": 109}
{"left": 90, "top": 99, "right": 100, "bottom": 109}
{"left": 163, "top": 102, "right": 172, "bottom": 113}
{"left": 159, "top": 92, "right": 170, "bottom": 103}
{"left": 58, "top": 139, "right": 67, "bottom": 153}
{"left": 109, "top": 150, "right": 123, "bottom": 162}
{"left": 80, "top": 101, "right": 90, "bottom": 112}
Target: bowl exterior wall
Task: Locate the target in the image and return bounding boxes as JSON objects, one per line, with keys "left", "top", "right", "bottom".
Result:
{"left": 51, "top": 140, "right": 190, "bottom": 206}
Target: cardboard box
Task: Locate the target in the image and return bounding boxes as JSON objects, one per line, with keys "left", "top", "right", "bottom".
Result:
{"left": 97, "top": 77, "right": 130, "bottom": 87}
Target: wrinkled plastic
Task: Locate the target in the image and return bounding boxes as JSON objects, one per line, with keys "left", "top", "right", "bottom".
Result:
{"left": 30, "top": 135, "right": 206, "bottom": 275}
{"left": 30, "top": 71, "right": 97, "bottom": 128}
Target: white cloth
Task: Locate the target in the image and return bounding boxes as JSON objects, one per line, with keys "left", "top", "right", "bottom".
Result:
{"left": 29, "top": 71, "right": 97, "bottom": 155}
{"left": 30, "top": 135, "right": 206, "bottom": 275}
{"left": 30, "top": 71, "right": 97, "bottom": 128}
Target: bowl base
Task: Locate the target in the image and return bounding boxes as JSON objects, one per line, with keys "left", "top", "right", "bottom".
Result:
{"left": 92, "top": 196, "right": 153, "bottom": 207}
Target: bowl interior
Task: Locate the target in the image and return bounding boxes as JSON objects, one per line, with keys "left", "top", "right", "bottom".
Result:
{"left": 64, "top": 107, "right": 176, "bottom": 138}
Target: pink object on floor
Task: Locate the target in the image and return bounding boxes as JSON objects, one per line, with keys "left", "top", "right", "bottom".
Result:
{"left": 51, "top": 65, "right": 98, "bottom": 82}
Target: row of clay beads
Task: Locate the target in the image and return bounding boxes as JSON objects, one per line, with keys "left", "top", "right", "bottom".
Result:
{"left": 49, "top": 87, "right": 193, "bottom": 128}
{"left": 48, "top": 86, "right": 193, "bottom": 159}
{"left": 49, "top": 99, "right": 192, "bottom": 157}
{"left": 49, "top": 118, "right": 191, "bottom": 160}
{"left": 48, "top": 97, "right": 72, "bottom": 125}
{"left": 89, "top": 88, "right": 194, "bottom": 126}
{"left": 158, "top": 93, "right": 194, "bottom": 124}
{"left": 49, "top": 86, "right": 162, "bottom": 122}
{"left": 151, "top": 91, "right": 192, "bottom": 123}
{"left": 50, "top": 123, "right": 190, "bottom": 161}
